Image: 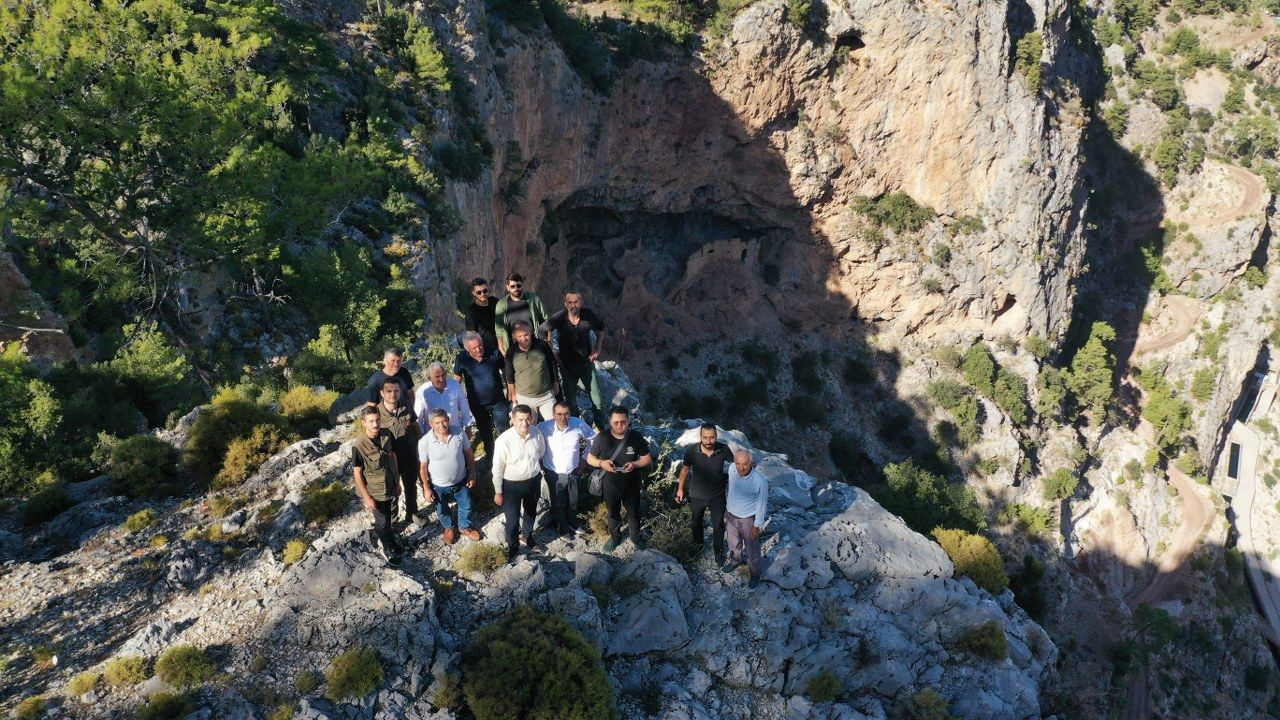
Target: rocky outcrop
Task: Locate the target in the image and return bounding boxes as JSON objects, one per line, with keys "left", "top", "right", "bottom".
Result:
{"left": 0, "top": 251, "right": 77, "bottom": 371}
{"left": 0, "top": 407, "right": 1055, "bottom": 720}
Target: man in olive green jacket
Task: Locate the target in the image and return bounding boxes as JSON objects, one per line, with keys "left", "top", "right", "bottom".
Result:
{"left": 494, "top": 272, "right": 550, "bottom": 355}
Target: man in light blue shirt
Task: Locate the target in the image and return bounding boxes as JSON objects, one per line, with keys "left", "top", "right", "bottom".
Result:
{"left": 723, "top": 449, "right": 768, "bottom": 588}
{"left": 538, "top": 400, "right": 596, "bottom": 537}
{"left": 416, "top": 362, "right": 473, "bottom": 434}
{"left": 418, "top": 409, "right": 478, "bottom": 546}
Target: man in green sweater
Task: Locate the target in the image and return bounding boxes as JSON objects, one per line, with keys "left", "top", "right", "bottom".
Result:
{"left": 494, "top": 272, "right": 550, "bottom": 355}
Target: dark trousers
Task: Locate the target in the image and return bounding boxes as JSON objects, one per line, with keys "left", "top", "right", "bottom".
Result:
{"left": 543, "top": 468, "right": 581, "bottom": 533}
{"left": 395, "top": 460, "right": 418, "bottom": 517}
{"left": 690, "top": 495, "right": 726, "bottom": 556}
{"left": 471, "top": 400, "right": 511, "bottom": 454}
{"left": 561, "top": 361, "right": 605, "bottom": 429}
{"left": 602, "top": 478, "right": 641, "bottom": 545}
{"left": 369, "top": 496, "right": 402, "bottom": 555}
{"left": 501, "top": 477, "right": 539, "bottom": 552}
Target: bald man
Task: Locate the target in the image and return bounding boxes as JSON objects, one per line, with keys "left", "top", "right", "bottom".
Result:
{"left": 723, "top": 449, "right": 768, "bottom": 588}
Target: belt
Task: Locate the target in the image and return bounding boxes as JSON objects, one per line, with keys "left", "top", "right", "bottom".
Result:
{"left": 503, "top": 474, "right": 539, "bottom": 483}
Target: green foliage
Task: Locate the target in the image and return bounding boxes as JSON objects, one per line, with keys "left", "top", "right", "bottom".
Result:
{"left": 1222, "top": 80, "right": 1246, "bottom": 115}
{"left": 1114, "top": 0, "right": 1156, "bottom": 37}
{"left": 295, "top": 670, "right": 321, "bottom": 696}
{"left": 19, "top": 483, "right": 76, "bottom": 527}
{"left": 927, "top": 379, "right": 971, "bottom": 410}
{"left": 215, "top": 424, "right": 297, "bottom": 488}
{"left": 1199, "top": 322, "right": 1230, "bottom": 360}
{"left": 949, "top": 216, "right": 985, "bottom": 235}
{"left": 962, "top": 344, "right": 996, "bottom": 396}
{"left": 950, "top": 620, "right": 1009, "bottom": 660}
{"left": 282, "top": 539, "right": 308, "bottom": 566}
{"left": 1132, "top": 60, "right": 1182, "bottom": 110}
{"left": 460, "top": 605, "right": 614, "bottom": 720}
{"left": 136, "top": 692, "right": 192, "bottom": 720}
{"left": 842, "top": 353, "right": 875, "bottom": 385}
{"left": 0, "top": 346, "right": 62, "bottom": 496}
{"left": 1015, "top": 32, "right": 1043, "bottom": 94}
{"left": 707, "top": 0, "right": 753, "bottom": 38}
{"left": 154, "top": 645, "right": 215, "bottom": 689}
{"left": 185, "top": 390, "right": 289, "bottom": 486}
{"left": 646, "top": 506, "right": 700, "bottom": 565}
{"left": 996, "top": 503, "right": 1051, "bottom": 535}
{"left": 104, "top": 656, "right": 150, "bottom": 686}
{"left": 67, "top": 670, "right": 101, "bottom": 697}
{"left": 455, "top": 542, "right": 508, "bottom": 576}
{"left": 325, "top": 646, "right": 384, "bottom": 702}
{"left": 375, "top": 9, "right": 452, "bottom": 91}
{"left": 993, "top": 369, "right": 1029, "bottom": 426}
{"left": 1134, "top": 364, "right": 1192, "bottom": 455}
{"left": 853, "top": 192, "right": 937, "bottom": 234}
{"left": 1042, "top": 468, "right": 1078, "bottom": 501}
{"left": 301, "top": 482, "right": 350, "bottom": 525}
{"left": 901, "top": 688, "right": 958, "bottom": 720}
{"left": 12, "top": 696, "right": 44, "bottom": 720}
{"left": 873, "top": 461, "right": 986, "bottom": 535}
{"left": 1244, "top": 265, "right": 1266, "bottom": 289}
{"left": 805, "top": 670, "right": 842, "bottom": 702}
{"left": 1104, "top": 100, "right": 1130, "bottom": 137}
{"left": 109, "top": 435, "right": 182, "bottom": 499}
{"left": 278, "top": 386, "right": 339, "bottom": 436}
{"left": 1131, "top": 605, "right": 1178, "bottom": 659}
{"left": 786, "top": 0, "right": 812, "bottom": 29}
{"left": 829, "top": 432, "right": 863, "bottom": 481}
{"left": 105, "top": 324, "right": 200, "bottom": 427}
{"left": 932, "top": 528, "right": 1009, "bottom": 594}
{"left": 927, "top": 379, "right": 982, "bottom": 447}
{"left": 786, "top": 393, "right": 828, "bottom": 427}
{"left": 124, "top": 509, "right": 159, "bottom": 533}
{"left": 791, "top": 351, "right": 824, "bottom": 393}
{"left": 1024, "top": 333, "right": 1051, "bottom": 360}
{"left": 1190, "top": 367, "right": 1217, "bottom": 403}
{"left": 1066, "top": 322, "right": 1116, "bottom": 421}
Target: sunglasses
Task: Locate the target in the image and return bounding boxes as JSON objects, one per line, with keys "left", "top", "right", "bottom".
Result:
{"left": 473, "top": 288, "right": 489, "bottom": 295}
{"left": 508, "top": 283, "right": 523, "bottom": 289}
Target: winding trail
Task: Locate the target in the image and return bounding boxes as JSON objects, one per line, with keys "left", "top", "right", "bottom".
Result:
{"left": 1175, "top": 164, "right": 1267, "bottom": 228}
{"left": 1129, "top": 295, "right": 1199, "bottom": 359}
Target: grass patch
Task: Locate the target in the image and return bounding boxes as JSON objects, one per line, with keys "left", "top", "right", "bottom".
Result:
{"left": 301, "top": 482, "right": 350, "bottom": 524}
{"left": 282, "top": 539, "right": 308, "bottom": 566}
{"left": 950, "top": 620, "right": 1008, "bottom": 660}
{"left": 455, "top": 542, "right": 507, "bottom": 576}
{"left": 154, "top": 645, "right": 215, "bottom": 689}
{"left": 104, "top": 656, "right": 150, "bottom": 686}
{"left": 124, "top": 508, "right": 160, "bottom": 532}
{"left": 324, "top": 646, "right": 383, "bottom": 702}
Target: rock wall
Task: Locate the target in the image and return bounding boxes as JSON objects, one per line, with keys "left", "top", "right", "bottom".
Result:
{"left": 0, "top": 251, "right": 77, "bottom": 372}
{"left": 433, "top": 0, "right": 1088, "bottom": 347}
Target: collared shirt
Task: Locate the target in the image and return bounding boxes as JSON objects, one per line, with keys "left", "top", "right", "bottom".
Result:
{"left": 377, "top": 403, "right": 419, "bottom": 461}
{"left": 726, "top": 467, "right": 769, "bottom": 527}
{"left": 418, "top": 430, "right": 471, "bottom": 487}
{"left": 504, "top": 338, "right": 558, "bottom": 397}
{"left": 415, "top": 379, "right": 473, "bottom": 433}
{"left": 539, "top": 308, "right": 605, "bottom": 366}
{"left": 682, "top": 442, "right": 733, "bottom": 500}
{"left": 453, "top": 347, "right": 508, "bottom": 405}
{"left": 538, "top": 417, "right": 596, "bottom": 475}
{"left": 491, "top": 427, "right": 546, "bottom": 491}
{"left": 365, "top": 367, "right": 414, "bottom": 406}
{"left": 352, "top": 430, "right": 397, "bottom": 501}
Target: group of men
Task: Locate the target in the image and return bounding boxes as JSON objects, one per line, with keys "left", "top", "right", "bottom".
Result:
{"left": 347, "top": 273, "right": 770, "bottom": 587}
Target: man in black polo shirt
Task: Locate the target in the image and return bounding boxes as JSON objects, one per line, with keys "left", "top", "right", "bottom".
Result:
{"left": 586, "top": 406, "right": 652, "bottom": 553}
{"left": 539, "top": 290, "right": 607, "bottom": 430}
{"left": 365, "top": 347, "right": 414, "bottom": 406}
{"left": 675, "top": 423, "right": 734, "bottom": 565}
{"left": 453, "top": 331, "right": 510, "bottom": 455}
{"left": 462, "top": 278, "right": 499, "bottom": 354}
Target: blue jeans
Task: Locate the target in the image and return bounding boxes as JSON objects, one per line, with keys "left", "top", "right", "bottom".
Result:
{"left": 431, "top": 482, "right": 473, "bottom": 530}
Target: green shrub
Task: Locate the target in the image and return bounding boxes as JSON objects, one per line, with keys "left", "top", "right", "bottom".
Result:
{"left": 455, "top": 542, "right": 508, "bottom": 576}
{"left": 67, "top": 670, "right": 101, "bottom": 696}
{"left": 950, "top": 620, "right": 1008, "bottom": 660}
{"left": 962, "top": 344, "right": 996, "bottom": 396}
{"left": 786, "top": 393, "right": 828, "bottom": 427}
{"left": 325, "top": 646, "right": 383, "bottom": 702}
{"left": 124, "top": 508, "right": 159, "bottom": 532}
{"left": 791, "top": 351, "right": 824, "bottom": 393}
{"left": 295, "top": 670, "right": 321, "bottom": 696}
{"left": 461, "top": 605, "right": 613, "bottom": 720}
{"left": 282, "top": 539, "right": 308, "bottom": 566}
{"left": 209, "top": 493, "right": 244, "bottom": 519}
{"left": 828, "top": 432, "right": 862, "bottom": 481}
{"left": 267, "top": 705, "right": 296, "bottom": 720}
{"left": 805, "top": 670, "right": 842, "bottom": 702}
{"left": 872, "top": 461, "right": 986, "bottom": 535}
{"left": 278, "top": 386, "right": 339, "bottom": 436}
{"left": 433, "top": 673, "right": 464, "bottom": 710}
{"left": 12, "top": 696, "right": 45, "bottom": 720}
{"left": 301, "top": 482, "right": 350, "bottom": 524}
{"left": 927, "top": 379, "right": 971, "bottom": 410}
{"left": 931, "top": 528, "right": 1009, "bottom": 594}
{"left": 136, "top": 692, "right": 191, "bottom": 720}
{"left": 1042, "top": 468, "right": 1078, "bottom": 501}
{"left": 842, "top": 354, "right": 875, "bottom": 384}
{"left": 993, "top": 369, "right": 1029, "bottom": 426}
{"left": 19, "top": 484, "right": 76, "bottom": 527}
{"left": 214, "top": 424, "right": 297, "bottom": 488}
{"left": 185, "top": 390, "right": 289, "bottom": 485}
{"left": 1190, "top": 367, "right": 1216, "bottom": 403}
{"left": 1015, "top": 32, "right": 1043, "bottom": 93}
{"left": 108, "top": 435, "right": 182, "bottom": 499}
{"left": 646, "top": 506, "right": 698, "bottom": 565}
{"left": 996, "top": 503, "right": 1051, "bottom": 535}
{"left": 104, "top": 656, "right": 150, "bottom": 686}
{"left": 903, "top": 688, "right": 957, "bottom": 719}
{"left": 1244, "top": 265, "right": 1266, "bottom": 289}
{"left": 154, "top": 645, "right": 215, "bottom": 689}
{"left": 786, "top": 0, "right": 812, "bottom": 28}
{"left": 1066, "top": 322, "right": 1117, "bottom": 421}
{"left": 853, "top": 192, "right": 936, "bottom": 234}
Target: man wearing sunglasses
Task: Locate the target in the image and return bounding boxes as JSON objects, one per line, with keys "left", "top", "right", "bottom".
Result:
{"left": 494, "top": 272, "right": 549, "bottom": 356}
{"left": 462, "top": 277, "right": 499, "bottom": 354}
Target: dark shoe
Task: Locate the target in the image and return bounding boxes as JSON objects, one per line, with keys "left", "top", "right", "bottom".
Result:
{"left": 721, "top": 560, "right": 740, "bottom": 573}
{"left": 443, "top": 528, "right": 459, "bottom": 545}
{"left": 461, "top": 528, "right": 482, "bottom": 541}
{"left": 522, "top": 535, "right": 545, "bottom": 553}
{"left": 633, "top": 538, "right": 647, "bottom": 551}
{"left": 748, "top": 575, "right": 761, "bottom": 589}
{"left": 507, "top": 548, "right": 519, "bottom": 564}
{"left": 387, "top": 553, "right": 403, "bottom": 568}
{"left": 602, "top": 538, "right": 619, "bottom": 553}
{"left": 714, "top": 552, "right": 725, "bottom": 566}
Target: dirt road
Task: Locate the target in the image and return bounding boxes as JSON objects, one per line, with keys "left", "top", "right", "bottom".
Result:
{"left": 1130, "top": 295, "right": 1199, "bottom": 359}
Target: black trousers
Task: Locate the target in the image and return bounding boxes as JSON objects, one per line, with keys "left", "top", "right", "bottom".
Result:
{"left": 369, "top": 496, "right": 402, "bottom": 555}
{"left": 470, "top": 400, "right": 511, "bottom": 455}
{"left": 394, "top": 460, "right": 418, "bottom": 517}
{"left": 501, "top": 477, "right": 540, "bottom": 552}
{"left": 543, "top": 468, "right": 581, "bottom": 533}
{"left": 602, "top": 477, "right": 642, "bottom": 544}
{"left": 689, "top": 495, "right": 726, "bottom": 555}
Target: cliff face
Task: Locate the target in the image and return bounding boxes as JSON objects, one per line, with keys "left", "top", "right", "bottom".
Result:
{"left": 437, "top": 0, "right": 1088, "bottom": 347}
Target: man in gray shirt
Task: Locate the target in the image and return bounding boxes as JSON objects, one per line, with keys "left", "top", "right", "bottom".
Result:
{"left": 419, "top": 409, "right": 479, "bottom": 546}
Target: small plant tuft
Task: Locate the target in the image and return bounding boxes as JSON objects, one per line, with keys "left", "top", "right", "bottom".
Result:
{"left": 124, "top": 508, "right": 159, "bottom": 532}
{"left": 154, "top": 644, "right": 215, "bottom": 689}
{"left": 104, "top": 656, "right": 150, "bottom": 686}
{"left": 136, "top": 691, "right": 192, "bottom": 720}
{"left": 301, "top": 482, "right": 350, "bottom": 524}
{"left": 282, "top": 539, "right": 308, "bottom": 566}
{"left": 931, "top": 528, "right": 1009, "bottom": 594}
{"left": 805, "top": 670, "right": 842, "bottom": 702}
{"left": 455, "top": 542, "right": 507, "bottom": 577}
{"left": 324, "top": 646, "right": 384, "bottom": 702}
{"left": 950, "top": 620, "right": 1008, "bottom": 660}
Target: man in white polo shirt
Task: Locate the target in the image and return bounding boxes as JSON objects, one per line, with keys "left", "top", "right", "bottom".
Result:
{"left": 418, "top": 409, "right": 479, "bottom": 546}
{"left": 538, "top": 400, "right": 596, "bottom": 538}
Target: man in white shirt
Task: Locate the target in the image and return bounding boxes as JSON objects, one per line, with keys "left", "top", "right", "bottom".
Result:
{"left": 415, "top": 362, "right": 473, "bottom": 434}
{"left": 723, "top": 449, "right": 768, "bottom": 589}
{"left": 491, "top": 404, "right": 548, "bottom": 563}
{"left": 418, "top": 409, "right": 479, "bottom": 546}
{"left": 538, "top": 400, "right": 596, "bottom": 538}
